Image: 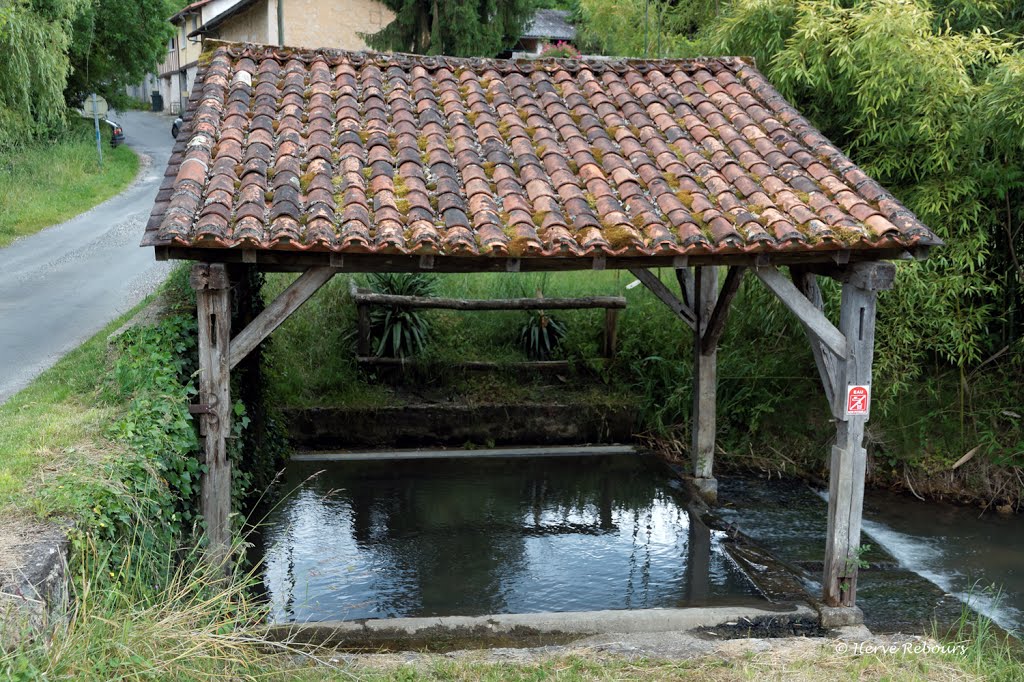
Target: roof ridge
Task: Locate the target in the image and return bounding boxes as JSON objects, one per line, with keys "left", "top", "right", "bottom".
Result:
{"left": 204, "top": 40, "right": 754, "bottom": 74}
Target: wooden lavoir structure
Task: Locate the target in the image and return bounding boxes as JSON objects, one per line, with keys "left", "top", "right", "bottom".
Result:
{"left": 144, "top": 42, "right": 942, "bottom": 617}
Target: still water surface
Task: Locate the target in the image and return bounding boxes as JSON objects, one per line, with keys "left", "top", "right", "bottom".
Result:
{"left": 260, "top": 455, "right": 763, "bottom": 623}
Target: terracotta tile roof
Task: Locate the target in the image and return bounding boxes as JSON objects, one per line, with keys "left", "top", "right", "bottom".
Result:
{"left": 143, "top": 43, "right": 941, "bottom": 262}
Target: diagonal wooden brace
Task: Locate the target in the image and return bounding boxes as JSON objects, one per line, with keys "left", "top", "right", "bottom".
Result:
{"left": 628, "top": 267, "right": 697, "bottom": 330}
{"left": 228, "top": 266, "right": 336, "bottom": 370}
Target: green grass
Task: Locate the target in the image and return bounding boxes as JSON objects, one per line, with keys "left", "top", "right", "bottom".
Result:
{"left": 0, "top": 297, "right": 151, "bottom": 512}
{"left": 0, "top": 118, "right": 139, "bottom": 247}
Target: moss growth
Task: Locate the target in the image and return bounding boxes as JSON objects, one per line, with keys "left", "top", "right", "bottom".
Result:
{"left": 446, "top": 139, "right": 455, "bottom": 153}
{"left": 795, "top": 190, "right": 812, "bottom": 203}
{"left": 506, "top": 235, "right": 535, "bottom": 257}
{"left": 662, "top": 172, "right": 680, "bottom": 190}
{"left": 629, "top": 124, "right": 642, "bottom": 138}
{"left": 567, "top": 159, "right": 579, "bottom": 174}
{"left": 264, "top": 190, "right": 274, "bottom": 202}
{"left": 466, "top": 111, "right": 479, "bottom": 125}
{"left": 361, "top": 167, "right": 372, "bottom": 180}
{"left": 535, "top": 144, "right": 548, "bottom": 157}
{"left": 298, "top": 172, "right": 314, "bottom": 193}
{"left": 417, "top": 135, "right": 429, "bottom": 152}
{"left": 483, "top": 161, "right": 497, "bottom": 177}
{"left": 358, "top": 130, "right": 371, "bottom": 143}
{"left": 676, "top": 190, "right": 694, "bottom": 208}
{"left": 631, "top": 212, "right": 648, "bottom": 230}
{"left": 517, "top": 107, "right": 529, "bottom": 122}
{"left": 592, "top": 147, "right": 604, "bottom": 165}
{"left": 604, "top": 125, "right": 619, "bottom": 138}
{"left": 585, "top": 193, "right": 598, "bottom": 211}
{"left": 525, "top": 126, "right": 537, "bottom": 137}
{"left": 267, "top": 168, "right": 276, "bottom": 181}
{"left": 532, "top": 211, "right": 548, "bottom": 228}
{"left": 396, "top": 198, "right": 410, "bottom": 213}
{"left": 570, "top": 111, "right": 582, "bottom": 126}
{"left": 394, "top": 175, "right": 409, "bottom": 197}
{"left": 601, "top": 223, "right": 637, "bottom": 249}
{"left": 497, "top": 120, "right": 511, "bottom": 137}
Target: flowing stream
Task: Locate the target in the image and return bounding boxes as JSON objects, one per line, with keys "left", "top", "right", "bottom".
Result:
{"left": 717, "top": 478, "right": 1023, "bottom": 634}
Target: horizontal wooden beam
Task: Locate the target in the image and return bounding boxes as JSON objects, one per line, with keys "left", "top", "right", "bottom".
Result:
{"left": 356, "top": 357, "right": 610, "bottom": 371}
{"left": 628, "top": 267, "right": 697, "bottom": 330}
{"left": 350, "top": 289, "right": 626, "bottom": 311}
{"left": 155, "top": 246, "right": 918, "bottom": 274}
{"left": 755, "top": 266, "right": 847, "bottom": 358}
{"left": 700, "top": 266, "right": 745, "bottom": 354}
{"left": 228, "top": 266, "right": 336, "bottom": 370}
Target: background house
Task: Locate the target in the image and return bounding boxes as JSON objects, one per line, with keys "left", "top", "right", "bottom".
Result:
{"left": 134, "top": 0, "right": 393, "bottom": 114}
{"left": 510, "top": 9, "right": 576, "bottom": 58}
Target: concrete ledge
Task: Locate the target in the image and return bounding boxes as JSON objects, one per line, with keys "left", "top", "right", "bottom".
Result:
{"left": 817, "top": 605, "right": 865, "bottom": 628}
{"left": 267, "top": 604, "right": 817, "bottom": 649}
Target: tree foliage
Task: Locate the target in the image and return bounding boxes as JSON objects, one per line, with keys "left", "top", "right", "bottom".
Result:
{"left": 0, "top": 0, "right": 175, "bottom": 146}
{"left": 366, "top": 0, "right": 536, "bottom": 57}
{"left": 65, "top": 0, "right": 175, "bottom": 107}
{"left": 708, "top": 0, "right": 1024, "bottom": 393}
{"left": 0, "top": 0, "right": 82, "bottom": 147}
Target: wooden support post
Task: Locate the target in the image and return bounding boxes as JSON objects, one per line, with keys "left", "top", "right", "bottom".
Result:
{"left": 357, "top": 302, "right": 371, "bottom": 357}
{"left": 691, "top": 266, "right": 718, "bottom": 502}
{"left": 822, "top": 262, "right": 894, "bottom": 613}
{"left": 700, "top": 266, "right": 745, "bottom": 354}
{"left": 190, "top": 263, "right": 232, "bottom": 567}
{"left": 603, "top": 308, "right": 619, "bottom": 358}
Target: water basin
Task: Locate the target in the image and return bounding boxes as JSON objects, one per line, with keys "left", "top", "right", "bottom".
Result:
{"left": 258, "top": 454, "right": 765, "bottom": 623}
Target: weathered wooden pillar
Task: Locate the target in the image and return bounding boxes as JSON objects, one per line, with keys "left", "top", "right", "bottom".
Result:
{"left": 191, "top": 263, "right": 233, "bottom": 566}
{"left": 691, "top": 266, "right": 718, "bottom": 502}
{"left": 822, "top": 262, "right": 894, "bottom": 613}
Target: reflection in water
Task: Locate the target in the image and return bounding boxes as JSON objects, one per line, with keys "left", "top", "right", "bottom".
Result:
{"left": 260, "top": 455, "right": 762, "bottom": 623}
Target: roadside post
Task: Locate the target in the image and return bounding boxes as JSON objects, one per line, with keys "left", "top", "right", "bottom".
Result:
{"left": 91, "top": 93, "right": 103, "bottom": 169}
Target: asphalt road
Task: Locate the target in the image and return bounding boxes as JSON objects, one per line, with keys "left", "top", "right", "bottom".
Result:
{"left": 0, "top": 111, "right": 176, "bottom": 404}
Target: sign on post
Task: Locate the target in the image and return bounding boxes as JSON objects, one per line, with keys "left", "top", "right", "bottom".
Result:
{"left": 845, "top": 385, "right": 870, "bottom": 417}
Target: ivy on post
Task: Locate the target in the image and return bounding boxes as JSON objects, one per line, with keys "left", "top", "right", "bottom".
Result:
{"left": 822, "top": 261, "right": 895, "bottom": 615}
{"left": 190, "top": 263, "right": 233, "bottom": 568}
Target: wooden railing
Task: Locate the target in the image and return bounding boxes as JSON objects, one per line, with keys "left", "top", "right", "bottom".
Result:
{"left": 158, "top": 49, "right": 180, "bottom": 76}
{"left": 349, "top": 280, "right": 626, "bottom": 368}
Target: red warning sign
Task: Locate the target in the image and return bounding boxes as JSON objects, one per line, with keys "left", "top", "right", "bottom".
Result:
{"left": 846, "top": 385, "right": 870, "bottom": 417}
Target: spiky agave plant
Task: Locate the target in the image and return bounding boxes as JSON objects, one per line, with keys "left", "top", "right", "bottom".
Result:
{"left": 366, "top": 272, "right": 437, "bottom": 358}
{"left": 520, "top": 307, "right": 567, "bottom": 360}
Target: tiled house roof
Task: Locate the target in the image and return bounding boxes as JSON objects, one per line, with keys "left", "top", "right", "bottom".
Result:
{"left": 144, "top": 43, "right": 941, "bottom": 264}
